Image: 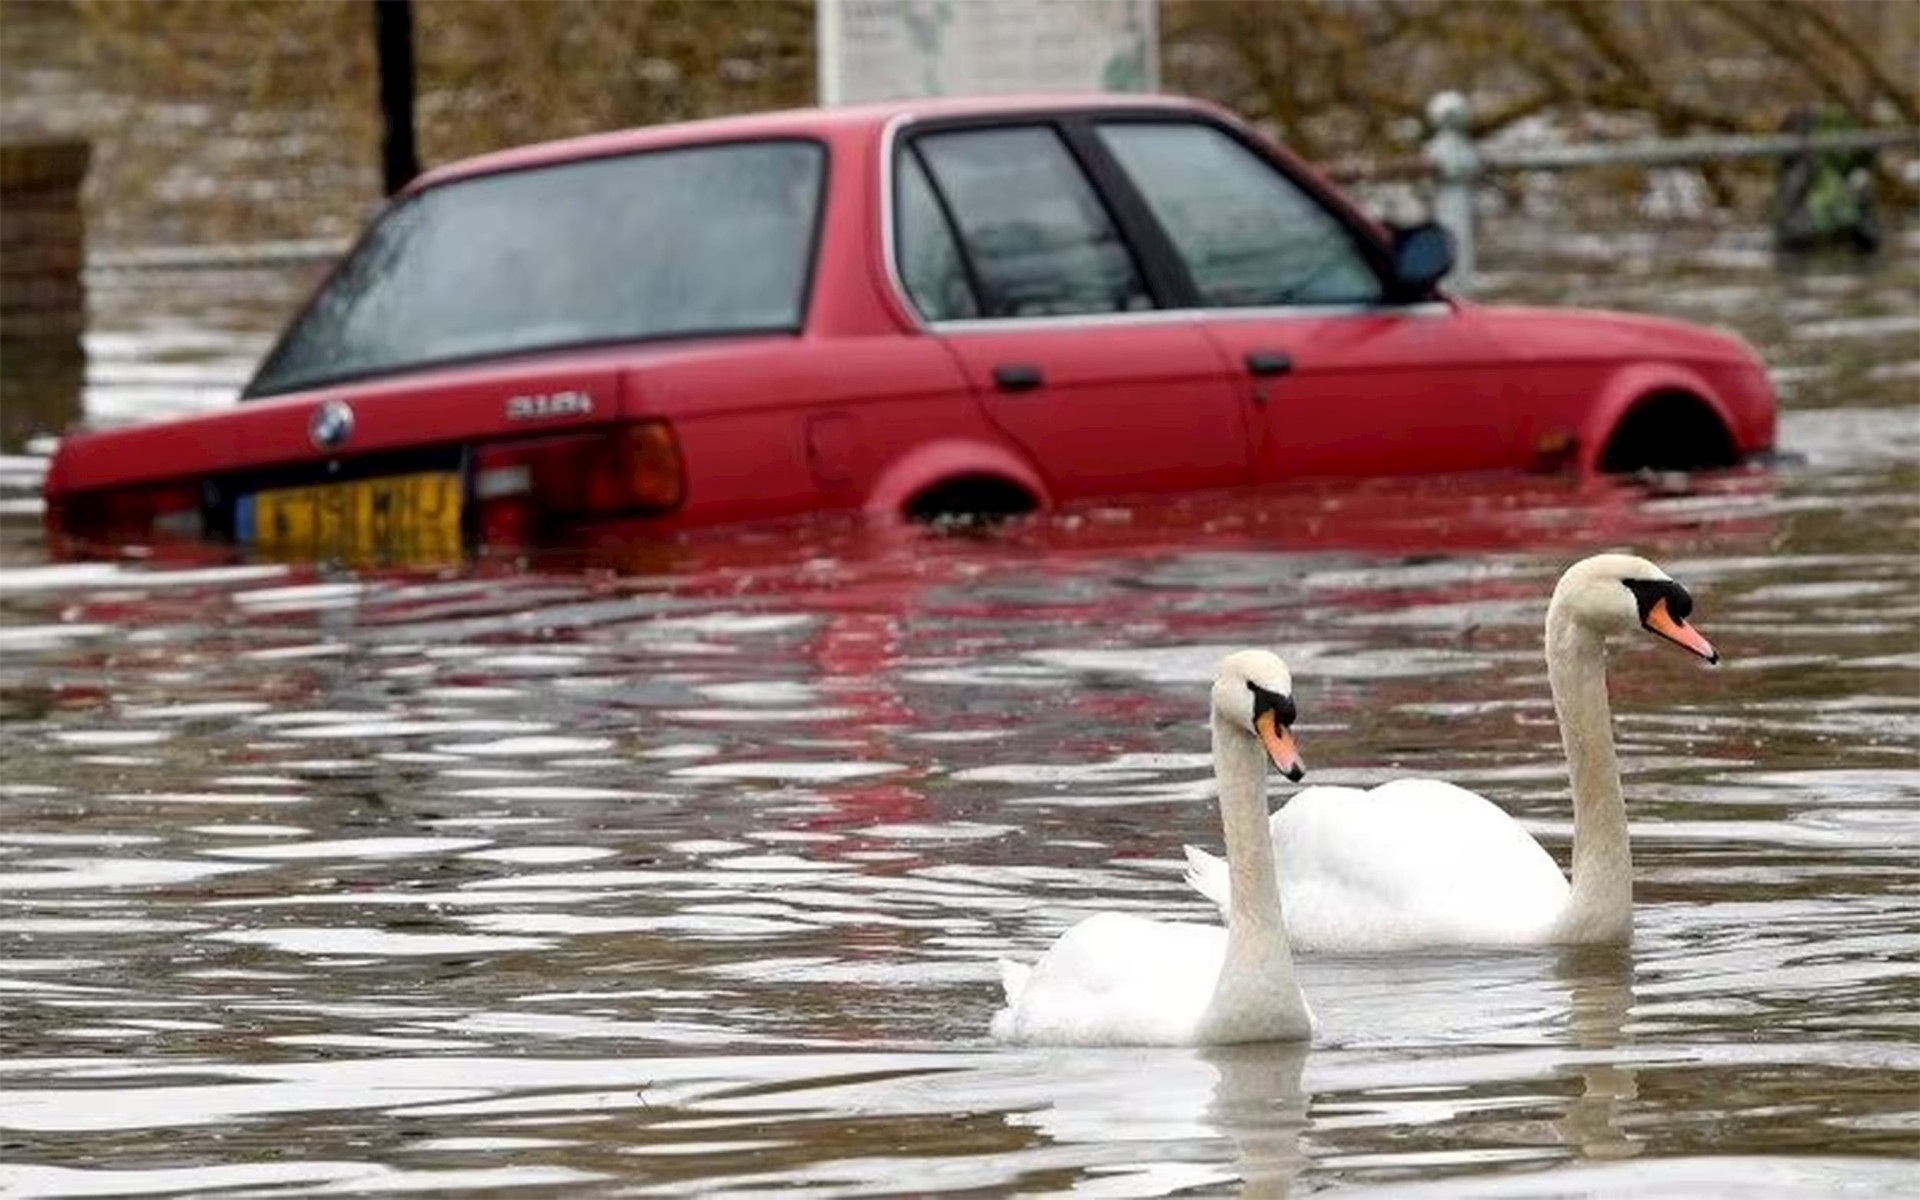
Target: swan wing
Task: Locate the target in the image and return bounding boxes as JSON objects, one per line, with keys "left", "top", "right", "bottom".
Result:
{"left": 1182, "top": 843, "right": 1232, "bottom": 911}
{"left": 1274, "top": 779, "right": 1570, "bottom": 950}
{"left": 998, "top": 957, "right": 1033, "bottom": 1006}
{"left": 990, "top": 912, "right": 1227, "bottom": 1045}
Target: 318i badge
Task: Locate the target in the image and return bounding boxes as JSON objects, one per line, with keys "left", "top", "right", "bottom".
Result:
{"left": 506, "top": 390, "right": 594, "bottom": 421}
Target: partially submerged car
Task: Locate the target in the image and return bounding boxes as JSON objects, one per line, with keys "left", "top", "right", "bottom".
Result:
{"left": 43, "top": 93, "right": 1776, "bottom": 564}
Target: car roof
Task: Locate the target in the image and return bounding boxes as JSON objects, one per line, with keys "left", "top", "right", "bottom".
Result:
{"left": 407, "top": 92, "right": 1226, "bottom": 191}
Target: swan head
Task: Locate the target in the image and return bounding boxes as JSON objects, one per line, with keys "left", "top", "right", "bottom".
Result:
{"left": 1552, "top": 553, "right": 1719, "bottom": 663}
{"left": 1212, "top": 650, "right": 1306, "bottom": 781}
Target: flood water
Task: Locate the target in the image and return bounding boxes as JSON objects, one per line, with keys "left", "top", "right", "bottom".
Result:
{"left": 1, "top": 225, "right": 1917, "bottom": 1196}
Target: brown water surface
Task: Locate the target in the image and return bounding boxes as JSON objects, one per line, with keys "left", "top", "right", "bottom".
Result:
{"left": 0, "top": 226, "right": 1916, "bottom": 1196}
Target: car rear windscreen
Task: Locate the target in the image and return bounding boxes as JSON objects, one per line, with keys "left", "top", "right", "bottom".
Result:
{"left": 246, "top": 138, "right": 826, "bottom": 398}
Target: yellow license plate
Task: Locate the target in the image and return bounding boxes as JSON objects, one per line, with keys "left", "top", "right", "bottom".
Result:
{"left": 247, "top": 471, "right": 463, "bottom": 566}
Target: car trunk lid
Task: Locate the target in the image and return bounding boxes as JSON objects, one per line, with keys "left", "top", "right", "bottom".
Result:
{"left": 46, "top": 358, "right": 639, "bottom": 561}
{"left": 50, "top": 360, "right": 624, "bottom": 494}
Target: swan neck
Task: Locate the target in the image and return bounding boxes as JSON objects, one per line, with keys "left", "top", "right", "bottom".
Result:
{"left": 1547, "top": 606, "right": 1631, "bottom": 941}
{"left": 1201, "top": 708, "right": 1310, "bottom": 1041}
{"left": 1211, "top": 712, "right": 1288, "bottom": 944}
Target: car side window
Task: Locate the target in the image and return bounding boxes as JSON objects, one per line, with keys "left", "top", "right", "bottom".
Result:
{"left": 1097, "top": 121, "right": 1384, "bottom": 308}
{"left": 908, "top": 126, "right": 1152, "bottom": 319}
{"left": 895, "top": 152, "right": 980, "bottom": 322}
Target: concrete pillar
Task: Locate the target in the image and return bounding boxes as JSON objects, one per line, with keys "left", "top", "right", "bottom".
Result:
{"left": 1423, "top": 91, "right": 1478, "bottom": 291}
{"left": 1, "top": 139, "right": 91, "bottom": 453}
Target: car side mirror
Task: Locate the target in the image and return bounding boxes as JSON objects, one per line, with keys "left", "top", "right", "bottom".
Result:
{"left": 1388, "top": 221, "right": 1455, "bottom": 298}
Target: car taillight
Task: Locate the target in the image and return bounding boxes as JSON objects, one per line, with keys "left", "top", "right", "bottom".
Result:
{"left": 46, "top": 482, "right": 203, "bottom": 550}
{"left": 473, "top": 421, "right": 684, "bottom": 538}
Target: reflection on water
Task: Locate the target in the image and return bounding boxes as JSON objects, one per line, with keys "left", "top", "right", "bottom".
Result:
{"left": 0, "top": 229, "right": 1916, "bottom": 1195}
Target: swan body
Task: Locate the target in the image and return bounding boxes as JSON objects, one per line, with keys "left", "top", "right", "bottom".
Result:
{"left": 1184, "top": 779, "right": 1570, "bottom": 950}
{"left": 991, "top": 913, "right": 1262, "bottom": 1045}
{"left": 991, "top": 651, "right": 1314, "bottom": 1046}
{"left": 1184, "top": 553, "right": 1718, "bottom": 951}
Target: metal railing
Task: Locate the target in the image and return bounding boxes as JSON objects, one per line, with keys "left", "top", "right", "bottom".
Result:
{"left": 1418, "top": 91, "right": 1920, "bottom": 284}
{"left": 80, "top": 94, "right": 1920, "bottom": 283}
{"left": 88, "top": 238, "right": 348, "bottom": 274}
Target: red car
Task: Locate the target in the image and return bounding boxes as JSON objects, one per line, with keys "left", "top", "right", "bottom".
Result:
{"left": 43, "top": 93, "right": 1776, "bottom": 564}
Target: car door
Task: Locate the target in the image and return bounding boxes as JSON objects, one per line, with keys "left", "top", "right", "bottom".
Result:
{"left": 1090, "top": 119, "right": 1530, "bottom": 481}
{"left": 893, "top": 124, "right": 1251, "bottom": 503}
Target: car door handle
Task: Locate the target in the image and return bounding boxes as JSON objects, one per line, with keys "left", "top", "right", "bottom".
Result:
{"left": 1245, "top": 351, "right": 1294, "bottom": 377}
{"left": 993, "top": 363, "right": 1045, "bottom": 393}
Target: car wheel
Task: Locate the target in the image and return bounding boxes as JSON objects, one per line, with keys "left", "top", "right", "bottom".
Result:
{"left": 904, "top": 475, "right": 1039, "bottom": 525}
{"left": 1598, "top": 392, "right": 1740, "bottom": 473}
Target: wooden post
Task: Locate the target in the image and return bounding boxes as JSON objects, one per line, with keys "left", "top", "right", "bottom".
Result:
{"left": 375, "top": 0, "right": 418, "bottom": 196}
{"left": 0, "top": 140, "right": 90, "bottom": 453}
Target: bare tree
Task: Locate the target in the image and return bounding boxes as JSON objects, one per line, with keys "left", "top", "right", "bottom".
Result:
{"left": 1165, "top": 0, "right": 1918, "bottom": 204}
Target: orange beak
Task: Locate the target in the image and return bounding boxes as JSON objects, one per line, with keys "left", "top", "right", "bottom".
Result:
{"left": 1645, "top": 598, "right": 1719, "bottom": 664}
{"left": 1255, "top": 709, "right": 1306, "bottom": 781}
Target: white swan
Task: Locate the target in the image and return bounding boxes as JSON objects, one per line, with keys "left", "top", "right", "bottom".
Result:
{"left": 1184, "top": 553, "right": 1718, "bottom": 951}
{"left": 990, "top": 650, "right": 1315, "bottom": 1045}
